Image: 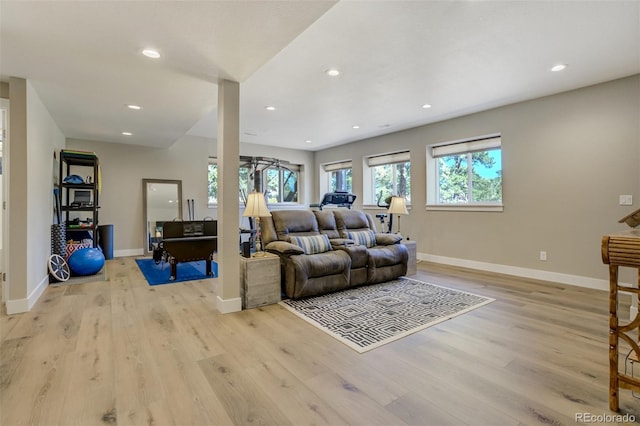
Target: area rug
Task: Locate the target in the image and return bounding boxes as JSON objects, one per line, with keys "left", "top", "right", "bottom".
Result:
{"left": 135, "top": 258, "right": 217, "bottom": 286}
{"left": 280, "top": 277, "right": 494, "bottom": 353}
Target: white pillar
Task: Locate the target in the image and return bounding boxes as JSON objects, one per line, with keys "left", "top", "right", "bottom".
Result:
{"left": 216, "top": 80, "right": 242, "bottom": 313}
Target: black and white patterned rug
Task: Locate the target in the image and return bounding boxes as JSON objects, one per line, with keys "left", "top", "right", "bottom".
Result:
{"left": 280, "top": 277, "right": 495, "bottom": 353}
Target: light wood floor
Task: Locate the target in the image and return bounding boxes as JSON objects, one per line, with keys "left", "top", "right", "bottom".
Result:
{"left": 1, "top": 257, "right": 639, "bottom": 426}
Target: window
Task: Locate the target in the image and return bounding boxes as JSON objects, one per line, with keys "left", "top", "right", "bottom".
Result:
{"left": 427, "top": 135, "right": 502, "bottom": 209}
{"left": 239, "top": 165, "right": 251, "bottom": 201}
{"left": 209, "top": 158, "right": 300, "bottom": 206}
{"left": 323, "top": 160, "right": 352, "bottom": 193}
{"left": 207, "top": 158, "right": 218, "bottom": 205}
{"left": 366, "top": 151, "right": 411, "bottom": 205}
{"left": 207, "top": 158, "right": 256, "bottom": 206}
{"left": 265, "top": 167, "right": 299, "bottom": 203}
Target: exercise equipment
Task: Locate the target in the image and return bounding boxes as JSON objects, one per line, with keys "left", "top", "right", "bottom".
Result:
{"left": 48, "top": 254, "right": 71, "bottom": 282}
{"left": 68, "top": 247, "right": 105, "bottom": 276}
{"left": 310, "top": 192, "right": 356, "bottom": 210}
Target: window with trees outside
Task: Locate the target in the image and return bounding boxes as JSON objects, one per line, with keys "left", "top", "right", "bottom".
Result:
{"left": 208, "top": 158, "right": 218, "bottom": 205}
{"left": 265, "top": 166, "right": 298, "bottom": 203}
{"left": 208, "top": 158, "right": 279, "bottom": 207}
{"left": 366, "top": 151, "right": 411, "bottom": 205}
{"left": 323, "top": 160, "right": 352, "bottom": 193}
{"left": 427, "top": 135, "right": 502, "bottom": 210}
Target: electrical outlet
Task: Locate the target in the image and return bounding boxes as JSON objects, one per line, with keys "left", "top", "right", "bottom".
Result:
{"left": 619, "top": 195, "right": 633, "bottom": 206}
{"left": 539, "top": 251, "right": 547, "bottom": 261}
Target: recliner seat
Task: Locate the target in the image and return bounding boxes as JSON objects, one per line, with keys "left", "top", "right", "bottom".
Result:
{"left": 262, "top": 209, "right": 408, "bottom": 299}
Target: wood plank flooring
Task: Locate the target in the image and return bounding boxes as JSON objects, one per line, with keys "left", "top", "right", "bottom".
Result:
{"left": 1, "top": 257, "right": 639, "bottom": 425}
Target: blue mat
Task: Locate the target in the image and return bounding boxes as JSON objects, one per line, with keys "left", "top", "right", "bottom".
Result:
{"left": 135, "top": 258, "right": 218, "bottom": 286}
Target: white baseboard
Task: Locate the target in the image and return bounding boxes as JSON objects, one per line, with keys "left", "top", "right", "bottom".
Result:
{"left": 216, "top": 295, "right": 242, "bottom": 314}
{"left": 419, "top": 253, "right": 611, "bottom": 291}
{"left": 5, "top": 274, "right": 48, "bottom": 315}
{"left": 114, "top": 248, "right": 144, "bottom": 258}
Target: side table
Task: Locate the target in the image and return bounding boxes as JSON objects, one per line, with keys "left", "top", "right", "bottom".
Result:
{"left": 240, "top": 252, "right": 281, "bottom": 309}
{"left": 402, "top": 240, "right": 417, "bottom": 276}
{"left": 601, "top": 230, "right": 640, "bottom": 411}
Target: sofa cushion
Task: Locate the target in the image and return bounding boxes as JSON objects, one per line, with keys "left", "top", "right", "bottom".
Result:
{"left": 313, "top": 210, "right": 340, "bottom": 239}
{"left": 334, "top": 209, "right": 371, "bottom": 230}
{"left": 272, "top": 210, "right": 319, "bottom": 241}
{"left": 289, "top": 234, "right": 333, "bottom": 255}
{"left": 346, "top": 230, "right": 376, "bottom": 248}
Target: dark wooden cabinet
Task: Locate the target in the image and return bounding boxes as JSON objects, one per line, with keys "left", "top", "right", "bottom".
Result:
{"left": 59, "top": 150, "right": 100, "bottom": 248}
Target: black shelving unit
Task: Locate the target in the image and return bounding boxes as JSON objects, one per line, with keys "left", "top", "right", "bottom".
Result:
{"left": 59, "top": 150, "right": 100, "bottom": 248}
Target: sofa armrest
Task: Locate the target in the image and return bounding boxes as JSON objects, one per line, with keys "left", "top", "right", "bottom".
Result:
{"left": 265, "top": 241, "right": 305, "bottom": 256}
{"left": 330, "top": 238, "right": 355, "bottom": 247}
{"left": 374, "top": 233, "right": 403, "bottom": 245}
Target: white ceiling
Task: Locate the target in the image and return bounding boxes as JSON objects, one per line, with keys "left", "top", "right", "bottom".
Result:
{"left": 2, "top": 1, "right": 639, "bottom": 152}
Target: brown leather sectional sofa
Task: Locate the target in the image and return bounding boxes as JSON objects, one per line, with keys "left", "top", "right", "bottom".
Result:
{"left": 261, "top": 209, "right": 408, "bottom": 299}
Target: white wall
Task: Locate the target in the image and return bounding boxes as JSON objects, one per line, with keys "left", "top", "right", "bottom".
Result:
{"left": 67, "top": 135, "right": 315, "bottom": 256}
{"left": 26, "top": 81, "right": 65, "bottom": 296}
{"left": 315, "top": 75, "right": 640, "bottom": 287}
{"left": 5, "top": 78, "right": 65, "bottom": 314}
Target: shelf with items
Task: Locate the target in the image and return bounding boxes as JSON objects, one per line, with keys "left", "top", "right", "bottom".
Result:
{"left": 59, "top": 149, "right": 100, "bottom": 248}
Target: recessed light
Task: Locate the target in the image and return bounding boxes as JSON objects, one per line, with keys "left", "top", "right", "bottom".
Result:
{"left": 305, "top": 140, "right": 312, "bottom": 144}
{"left": 421, "top": 103, "right": 432, "bottom": 109}
{"left": 551, "top": 64, "right": 567, "bottom": 72}
{"left": 326, "top": 68, "right": 340, "bottom": 77}
{"left": 127, "top": 104, "right": 142, "bottom": 110}
{"left": 352, "top": 125, "right": 360, "bottom": 129}
{"left": 142, "top": 48, "right": 160, "bottom": 59}
{"left": 265, "top": 106, "right": 276, "bottom": 111}
{"left": 122, "top": 132, "right": 133, "bottom": 136}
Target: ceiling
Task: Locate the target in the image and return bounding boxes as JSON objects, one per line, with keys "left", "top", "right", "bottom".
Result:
{"left": 2, "top": 1, "right": 639, "bottom": 152}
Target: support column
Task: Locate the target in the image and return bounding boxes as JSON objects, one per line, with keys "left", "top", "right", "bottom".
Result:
{"left": 216, "top": 80, "right": 242, "bottom": 313}
{"left": 7, "top": 78, "right": 28, "bottom": 311}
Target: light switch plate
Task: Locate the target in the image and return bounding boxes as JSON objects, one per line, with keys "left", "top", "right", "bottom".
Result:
{"left": 619, "top": 195, "right": 633, "bottom": 206}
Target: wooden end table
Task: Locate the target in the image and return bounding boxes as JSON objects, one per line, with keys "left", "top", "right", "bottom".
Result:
{"left": 240, "top": 252, "right": 281, "bottom": 309}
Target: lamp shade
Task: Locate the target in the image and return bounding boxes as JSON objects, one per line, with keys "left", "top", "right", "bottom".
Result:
{"left": 388, "top": 196, "right": 408, "bottom": 215}
{"left": 243, "top": 191, "right": 271, "bottom": 217}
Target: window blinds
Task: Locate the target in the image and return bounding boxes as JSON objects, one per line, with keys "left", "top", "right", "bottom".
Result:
{"left": 366, "top": 151, "right": 410, "bottom": 167}
{"left": 322, "top": 160, "right": 352, "bottom": 172}
{"left": 431, "top": 136, "right": 501, "bottom": 158}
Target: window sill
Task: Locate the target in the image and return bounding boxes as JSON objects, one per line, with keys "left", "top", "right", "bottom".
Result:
{"left": 362, "top": 204, "right": 413, "bottom": 211}
{"left": 426, "top": 204, "right": 504, "bottom": 212}
{"left": 209, "top": 202, "right": 304, "bottom": 210}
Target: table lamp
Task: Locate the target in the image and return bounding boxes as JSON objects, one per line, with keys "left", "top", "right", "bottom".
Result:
{"left": 243, "top": 191, "right": 271, "bottom": 256}
{"left": 388, "top": 196, "right": 409, "bottom": 235}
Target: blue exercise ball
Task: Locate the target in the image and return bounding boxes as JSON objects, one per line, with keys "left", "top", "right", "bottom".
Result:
{"left": 68, "top": 248, "right": 105, "bottom": 276}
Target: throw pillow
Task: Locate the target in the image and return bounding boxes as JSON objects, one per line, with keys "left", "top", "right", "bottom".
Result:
{"left": 346, "top": 230, "right": 377, "bottom": 248}
{"left": 289, "top": 234, "right": 333, "bottom": 255}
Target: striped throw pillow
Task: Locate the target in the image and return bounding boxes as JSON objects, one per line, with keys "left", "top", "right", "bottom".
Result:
{"left": 346, "top": 230, "right": 377, "bottom": 248}
{"left": 289, "top": 234, "right": 332, "bottom": 255}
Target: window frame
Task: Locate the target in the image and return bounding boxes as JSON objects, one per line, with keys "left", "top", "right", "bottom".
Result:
{"left": 363, "top": 151, "right": 411, "bottom": 206}
{"left": 264, "top": 165, "right": 300, "bottom": 204}
{"left": 426, "top": 134, "right": 503, "bottom": 212}
{"left": 208, "top": 158, "right": 301, "bottom": 207}
{"left": 322, "top": 160, "right": 353, "bottom": 194}
{"left": 207, "top": 157, "right": 218, "bottom": 207}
